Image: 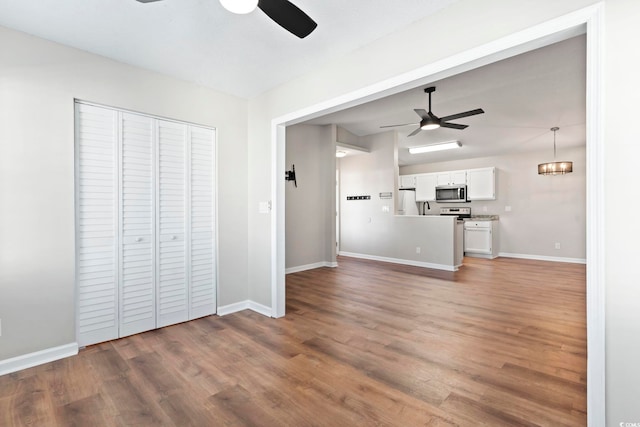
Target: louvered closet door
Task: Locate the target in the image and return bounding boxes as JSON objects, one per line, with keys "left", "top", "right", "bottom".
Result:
{"left": 189, "top": 126, "right": 216, "bottom": 318}
{"left": 119, "top": 113, "right": 156, "bottom": 337}
{"left": 76, "top": 103, "right": 119, "bottom": 346}
{"left": 157, "top": 120, "right": 189, "bottom": 327}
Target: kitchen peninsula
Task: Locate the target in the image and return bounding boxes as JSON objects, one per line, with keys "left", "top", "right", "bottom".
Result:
{"left": 339, "top": 214, "right": 464, "bottom": 271}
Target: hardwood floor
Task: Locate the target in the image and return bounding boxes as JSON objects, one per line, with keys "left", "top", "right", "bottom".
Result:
{"left": 0, "top": 256, "right": 587, "bottom": 426}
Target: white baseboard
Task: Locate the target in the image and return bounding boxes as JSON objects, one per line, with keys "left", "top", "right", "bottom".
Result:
{"left": 0, "top": 342, "right": 78, "bottom": 377}
{"left": 338, "top": 251, "right": 457, "bottom": 272}
{"left": 285, "top": 261, "right": 338, "bottom": 274}
{"left": 248, "top": 301, "right": 273, "bottom": 317}
{"left": 499, "top": 252, "right": 587, "bottom": 264}
{"left": 217, "top": 300, "right": 273, "bottom": 317}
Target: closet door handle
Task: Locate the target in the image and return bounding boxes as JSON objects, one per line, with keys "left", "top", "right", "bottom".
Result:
{"left": 135, "top": 237, "right": 143, "bottom": 242}
{"left": 171, "top": 235, "right": 178, "bottom": 240}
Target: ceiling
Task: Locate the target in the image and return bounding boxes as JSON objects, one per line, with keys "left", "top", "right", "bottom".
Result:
{"left": 305, "top": 35, "right": 586, "bottom": 166}
{"left": 0, "top": 0, "right": 460, "bottom": 98}
{"left": 0, "top": 0, "right": 585, "bottom": 167}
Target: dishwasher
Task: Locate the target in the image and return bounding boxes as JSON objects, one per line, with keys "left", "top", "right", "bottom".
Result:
{"left": 464, "top": 220, "right": 494, "bottom": 257}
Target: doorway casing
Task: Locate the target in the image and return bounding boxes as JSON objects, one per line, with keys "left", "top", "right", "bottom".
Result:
{"left": 270, "top": 3, "right": 604, "bottom": 425}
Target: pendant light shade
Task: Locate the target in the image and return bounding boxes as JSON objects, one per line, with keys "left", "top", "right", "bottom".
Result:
{"left": 219, "top": 0, "right": 258, "bottom": 14}
{"left": 538, "top": 127, "right": 573, "bottom": 175}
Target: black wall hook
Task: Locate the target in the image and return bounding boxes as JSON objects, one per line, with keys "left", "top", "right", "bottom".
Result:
{"left": 285, "top": 164, "right": 297, "bottom": 187}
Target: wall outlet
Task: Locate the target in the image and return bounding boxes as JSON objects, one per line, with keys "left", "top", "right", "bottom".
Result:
{"left": 416, "top": 247, "right": 421, "bottom": 254}
{"left": 382, "top": 205, "right": 390, "bottom": 213}
{"left": 555, "top": 242, "right": 561, "bottom": 249}
{"left": 505, "top": 205, "right": 512, "bottom": 212}
{"left": 482, "top": 206, "right": 488, "bottom": 212}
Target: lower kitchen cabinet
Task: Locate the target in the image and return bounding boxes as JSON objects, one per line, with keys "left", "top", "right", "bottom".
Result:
{"left": 464, "top": 220, "right": 499, "bottom": 259}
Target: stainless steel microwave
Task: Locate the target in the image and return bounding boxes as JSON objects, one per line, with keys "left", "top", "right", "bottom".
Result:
{"left": 435, "top": 184, "right": 468, "bottom": 203}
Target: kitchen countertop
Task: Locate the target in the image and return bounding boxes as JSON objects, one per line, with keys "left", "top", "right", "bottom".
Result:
{"left": 466, "top": 215, "right": 500, "bottom": 221}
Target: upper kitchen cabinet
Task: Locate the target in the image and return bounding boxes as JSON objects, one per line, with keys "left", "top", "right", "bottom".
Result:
{"left": 436, "top": 170, "right": 467, "bottom": 186}
{"left": 399, "top": 174, "right": 417, "bottom": 189}
{"left": 467, "top": 167, "right": 496, "bottom": 200}
{"left": 415, "top": 173, "right": 437, "bottom": 201}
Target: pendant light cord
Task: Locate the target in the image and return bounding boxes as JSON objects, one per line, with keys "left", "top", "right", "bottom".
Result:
{"left": 551, "top": 126, "right": 559, "bottom": 159}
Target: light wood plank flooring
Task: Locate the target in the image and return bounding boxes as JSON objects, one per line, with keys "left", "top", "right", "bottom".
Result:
{"left": 0, "top": 256, "right": 586, "bottom": 426}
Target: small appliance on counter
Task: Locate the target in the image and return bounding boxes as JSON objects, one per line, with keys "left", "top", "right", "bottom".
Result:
{"left": 440, "top": 207, "right": 471, "bottom": 222}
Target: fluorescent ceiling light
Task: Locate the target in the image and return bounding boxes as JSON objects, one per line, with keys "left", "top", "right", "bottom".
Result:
{"left": 409, "top": 141, "right": 461, "bottom": 154}
{"left": 219, "top": 0, "right": 258, "bottom": 14}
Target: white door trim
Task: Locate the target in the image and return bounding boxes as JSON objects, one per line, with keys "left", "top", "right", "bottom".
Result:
{"left": 270, "top": 4, "right": 605, "bottom": 425}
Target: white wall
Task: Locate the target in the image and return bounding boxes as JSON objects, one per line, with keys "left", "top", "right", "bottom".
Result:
{"left": 0, "top": 27, "right": 249, "bottom": 361}
{"left": 401, "top": 146, "right": 587, "bottom": 261}
{"left": 247, "top": 0, "right": 640, "bottom": 423}
{"left": 285, "top": 124, "right": 335, "bottom": 270}
{"left": 604, "top": 0, "right": 640, "bottom": 422}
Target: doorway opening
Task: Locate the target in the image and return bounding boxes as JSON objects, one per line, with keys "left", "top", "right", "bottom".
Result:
{"left": 272, "top": 5, "right": 604, "bottom": 425}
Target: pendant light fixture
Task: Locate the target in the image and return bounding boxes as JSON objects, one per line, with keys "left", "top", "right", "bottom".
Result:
{"left": 538, "top": 127, "right": 573, "bottom": 175}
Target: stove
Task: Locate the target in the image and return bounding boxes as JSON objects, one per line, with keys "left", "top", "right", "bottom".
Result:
{"left": 440, "top": 207, "right": 471, "bottom": 220}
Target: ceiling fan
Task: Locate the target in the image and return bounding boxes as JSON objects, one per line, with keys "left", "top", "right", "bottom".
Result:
{"left": 381, "top": 86, "right": 484, "bottom": 137}
{"left": 136, "top": 0, "right": 317, "bottom": 39}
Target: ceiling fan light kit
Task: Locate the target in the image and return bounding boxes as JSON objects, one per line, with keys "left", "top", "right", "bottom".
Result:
{"left": 409, "top": 140, "right": 461, "bottom": 154}
{"left": 538, "top": 127, "right": 573, "bottom": 175}
{"left": 381, "top": 86, "right": 484, "bottom": 137}
{"left": 420, "top": 117, "right": 440, "bottom": 131}
{"left": 136, "top": 0, "right": 316, "bottom": 38}
{"left": 219, "top": 0, "right": 259, "bottom": 14}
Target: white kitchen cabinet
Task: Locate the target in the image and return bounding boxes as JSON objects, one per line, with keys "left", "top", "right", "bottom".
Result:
{"left": 415, "top": 173, "right": 437, "bottom": 201}
{"left": 436, "top": 170, "right": 467, "bottom": 186}
{"left": 75, "top": 102, "right": 216, "bottom": 347}
{"left": 464, "top": 220, "right": 499, "bottom": 259}
{"left": 467, "top": 167, "right": 496, "bottom": 200}
{"left": 399, "top": 174, "right": 417, "bottom": 189}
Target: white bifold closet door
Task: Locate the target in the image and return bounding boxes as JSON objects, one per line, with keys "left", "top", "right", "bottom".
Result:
{"left": 76, "top": 102, "right": 216, "bottom": 347}
{"left": 156, "top": 120, "right": 188, "bottom": 327}
{"left": 120, "top": 112, "right": 156, "bottom": 337}
{"left": 76, "top": 104, "right": 119, "bottom": 346}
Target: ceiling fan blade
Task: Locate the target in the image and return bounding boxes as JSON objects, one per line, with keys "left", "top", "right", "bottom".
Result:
{"left": 440, "top": 122, "right": 468, "bottom": 130}
{"left": 414, "top": 109, "right": 429, "bottom": 119}
{"left": 439, "top": 108, "right": 484, "bottom": 122}
{"left": 380, "top": 122, "right": 419, "bottom": 128}
{"left": 407, "top": 127, "right": 422, "bottom": 137}
{"left": 258, "top": 0, "right": 317, "bottom": 38}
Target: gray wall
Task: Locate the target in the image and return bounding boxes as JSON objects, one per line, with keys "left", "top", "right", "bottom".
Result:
{"left": 0, "top": 26, "right": 249, "bottom": 361}
{"left": 401, "top": 146, "right": 587, "bottom": 261}
{"left": 285, "top": 124, "right": 336, "bottom": 269}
